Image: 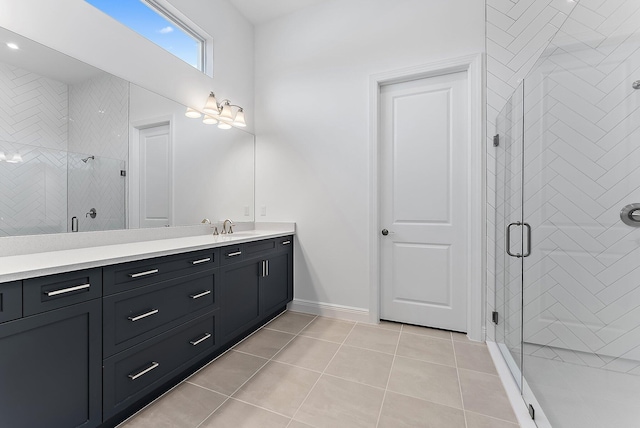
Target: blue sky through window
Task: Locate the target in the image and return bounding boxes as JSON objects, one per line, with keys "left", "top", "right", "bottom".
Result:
{"left": 86, "top": 0, "right": 201, "bottom": 70}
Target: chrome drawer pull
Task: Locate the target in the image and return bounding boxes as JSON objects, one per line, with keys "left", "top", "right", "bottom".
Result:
{"left": 128, "top": 269, "right": 159, "bottom": 278}
{"left": 227, "top": 251, "right": 242, "bottom": 257}
{"left": 190, "top": 333, "right": 212, "bottom": 346}
{"left": 282, "top": 240, "right": 291, "bottom": 245}
{"left": 189, "top": 290, "right": 211, "bottom": 299}
{"left": 128, "top": 309, "right": 159, "bottom": 322}
{"left": 45, "top": 283, "right": 90, "bottom": 297}
{"left": 128, "top": 362, "right": 159, "bottom": 380}
{"left": 191, "top": 258, "right": 211, "bottom": 265}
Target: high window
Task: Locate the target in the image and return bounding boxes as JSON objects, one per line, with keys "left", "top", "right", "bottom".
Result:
{"left": 86, "top": 0, "right": 212, "bottom": 75}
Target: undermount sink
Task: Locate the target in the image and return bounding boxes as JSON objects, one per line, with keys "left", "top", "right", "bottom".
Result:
{"left": 226, "top": 230, "right": 259, "bottom": 236}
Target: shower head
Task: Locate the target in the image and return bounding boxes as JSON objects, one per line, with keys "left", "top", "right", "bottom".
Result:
{"left": 81, "top": 155, "right": 95, "bottom": 163}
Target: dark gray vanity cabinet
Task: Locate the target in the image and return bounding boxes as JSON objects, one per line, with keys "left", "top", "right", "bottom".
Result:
{"left": 0, "top": 271, "right": 102, "bottom": 428}
{"left": 0, "top": 234, "right": 293, "bottom": 428}
{"left": 220, "top": 236, "right": 294, "bottom": 345}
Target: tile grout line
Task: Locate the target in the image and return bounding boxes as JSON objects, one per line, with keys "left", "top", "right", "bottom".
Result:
{"left": 374, "top": 323, "right": 403, "bottom": 428}
{"left": 452, "top": 333, "right": 469, "bottom": 428}
{"left": 195, "top": 312, "right": 318, "bottom": 428}
{"left": 286, "top": 319, "right": 359, "bottom": 427}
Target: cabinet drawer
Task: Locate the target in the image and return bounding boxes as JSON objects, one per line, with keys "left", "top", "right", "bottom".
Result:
{"left": 103, "top": 311, "right": 218, "bottom": 419}
{"left": 278, "top": 235, "right": 294, "bottom": 250}
{"left": 23, "top": 269, "right": 102, "bottom": 316}
{"left": 103, "top": 270, "right": 217, "bottom": 356}
{"left": 220, "top": 244, "right": 244, "bottom": 265}
{"left": 0, "top": 281, "right": 22, "bottom": 323}
{"left": 103, "top": 249, "right": 218, "bottom": 295}
{"left": 243, "top": 236, "right": 293, "bottom": 260}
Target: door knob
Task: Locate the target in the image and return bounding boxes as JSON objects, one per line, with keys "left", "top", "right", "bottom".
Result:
{"left": 381, "top": 229, "right": 389, "bottom": 236}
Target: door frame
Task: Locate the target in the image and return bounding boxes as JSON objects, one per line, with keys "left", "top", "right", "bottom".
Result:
{"left": 368, "top": 53, "right": 485, "bottom": 341}
{"left": 128, "top": 115, "right": 174, "bottom": 229}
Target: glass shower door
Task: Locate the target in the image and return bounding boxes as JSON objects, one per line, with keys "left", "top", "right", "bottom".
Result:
{"left": 519, "top": 3, "right": 640, "bottom": 425}
{"left": 494, "top": 82, "right": 525, "bottom": 389}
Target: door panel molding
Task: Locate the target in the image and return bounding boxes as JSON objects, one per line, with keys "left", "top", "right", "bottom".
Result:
{"left": 368, "top": 53, "right": 485, "bottom": 340}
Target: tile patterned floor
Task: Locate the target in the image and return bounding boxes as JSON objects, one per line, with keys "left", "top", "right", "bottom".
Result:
{"left": 120, "top": 311, "right": 519, "bottom": 428}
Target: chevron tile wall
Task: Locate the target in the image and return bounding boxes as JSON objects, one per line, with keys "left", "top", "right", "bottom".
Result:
{"left": 0, "top": 62, "right": 69, "bottom": 236}
{"left": 521, "top": 0, "right": 640, "bottom": 373}
{"left": 68, "top": 73, "right": 129, "bottom": 161}
{"left": 0, "top": 141, "right": 67, "bottom": 237}
{"left": 0, "top": 61, "right": 68, "bottom": 151}
{"left": 490, "top": 0, "right": 640, "bottom": 374}
{"left": 486, "top": 0, "right": 577, "bottom": 342}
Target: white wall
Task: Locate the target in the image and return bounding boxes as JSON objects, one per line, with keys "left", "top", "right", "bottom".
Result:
{"left": 0, "top": 0, "right": 254, "bottom": 132}
{"left": 254, "top": 0, "right": 485, "bottom": 313}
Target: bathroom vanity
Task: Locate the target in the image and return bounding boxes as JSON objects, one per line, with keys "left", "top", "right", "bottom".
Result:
{"left": 0, "top": 226, "right": 294, "bottom": 428}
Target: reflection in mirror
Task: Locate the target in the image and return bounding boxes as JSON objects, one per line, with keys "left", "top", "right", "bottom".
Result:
{"left": 0, "top": 26, "right": 128, "bottom": 237}
{"left": 0, "top": 26, "right": 254, "bottom": 237}
{"left": 129, "top": 84, "right": 255, "bottom": 228}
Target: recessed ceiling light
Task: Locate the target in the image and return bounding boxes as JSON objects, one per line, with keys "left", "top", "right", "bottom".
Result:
{"left": 6, "top": 42, "right": 19, "bottom": 50}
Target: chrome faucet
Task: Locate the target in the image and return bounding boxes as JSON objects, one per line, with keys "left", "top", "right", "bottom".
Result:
{"left": 222, "top": 219, "right": 234, "bottom": 234}
{"left": 201, "top": 218, "right": 211, "bottom": 224}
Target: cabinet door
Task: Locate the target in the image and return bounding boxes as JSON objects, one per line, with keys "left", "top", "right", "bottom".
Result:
{"left": 219, "top": 261, "right": 261, "bottom": 343}
{"left": 0, "top": 300, "right": 102, "bottom": 428}
{"left": 260, "top": 251, "right": 293, "bottom": 316}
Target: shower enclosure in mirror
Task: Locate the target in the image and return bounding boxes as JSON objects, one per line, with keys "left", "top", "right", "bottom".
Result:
{"left": 0, "top": 26, "right": 255, "bottom": 237}
{"left": 493, "top": 1, "right": 640, "bottom": 426}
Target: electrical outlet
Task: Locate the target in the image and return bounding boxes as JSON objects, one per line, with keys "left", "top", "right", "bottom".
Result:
{"left": 244, "top": 206, "right": 250, "bottom": 216}
{"left": 260, "top": 206, "right": 267, "bottom": 216}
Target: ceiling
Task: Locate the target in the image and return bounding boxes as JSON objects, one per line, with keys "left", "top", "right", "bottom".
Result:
{"left": 229, "top": 0, "right": 330, "bottom": 24}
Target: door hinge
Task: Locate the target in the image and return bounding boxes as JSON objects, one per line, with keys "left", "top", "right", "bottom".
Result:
{"left": 120, "top": 170, "right": 127, "bottom": 177}
{"left": 493, "top": 134, "right": 500, "bottom": 147}
{"left": 492, "top": 311, "right": 499, "bottom": 325}
{"left": 529, "top": 404, "right": 535, "bottom": 420}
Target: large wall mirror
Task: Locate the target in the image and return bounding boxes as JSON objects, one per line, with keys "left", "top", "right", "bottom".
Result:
{"left": 0, "top": 26, "right": 254, "bottom": 237}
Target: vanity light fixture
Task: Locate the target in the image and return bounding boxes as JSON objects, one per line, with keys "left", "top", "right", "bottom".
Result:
{"left": 185, "top": 92, "right": 247, "bottom": 129}
{"left": 185, "top": 107, "right": 201, "bottom": 118}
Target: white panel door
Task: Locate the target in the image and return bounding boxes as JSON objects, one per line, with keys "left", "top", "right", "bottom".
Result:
{"left": 380, "top": 71, "right": 469, "bottom": 332}
{"left": 139, "top": 124, "right": 172, "bottom": 228}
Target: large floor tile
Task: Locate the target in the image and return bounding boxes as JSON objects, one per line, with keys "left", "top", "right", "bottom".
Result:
{"left": 396, "top": 331, "right": 456, "bottom": 367}
{"left": 233, "top": 328, "right": 295, "bottom": 359}
{"left": 387, "top": 356, "right": 462, "bottom": 409}
{"left": 265, "top": 311, "right": 316, "bottom": 334}
{"left": 344, "top": 324, "right": 400, "bottom": 354}
{"left": 454, "top": 341, "right": 497, "bottom": 374}
{"left": 295, "top": 375, "right": 385, "bottom": 428}
{"left": 120, "top": 383, "right": 226, "bottom": 428}
{"left": 325, "top": 345, "right": 393, "bottom": 388}
{"left": 299, "top": 317, "right": 355, "bottom": 343}
{"left": 458, "top": 369, "right": 517, "bottom": 423}
{"left": 378, "top": 391, "right": 466, "bottom": 428}
{"left": 289, "top": 421, "right": 315, "bottom": 428}
{"left": 187, "top": 350, "right": 267, "bottom": 396}
{"left": 465, "top": 411, "right": 520, "bottom": 428}
{"left": 402, "top": 324, "right": 452, "bottom": 340}
{"left": 199, "top": 398, "right": 290, "bottom": 428}
{"left": 233, "top": 361, "right": 319, "bottom": 417}
{"left": 273, "top": 335, "right": 340, "bottom": 371}
{"left": 362, "top": 320, "right": 403, "bottom": 331}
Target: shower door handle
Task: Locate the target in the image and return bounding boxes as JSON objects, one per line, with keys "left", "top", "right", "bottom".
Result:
{"left": 523, "top": 223, "right": 532, "bottom": 258}
{"left": 506, "top": 222, "right": 522, "bottom": 258}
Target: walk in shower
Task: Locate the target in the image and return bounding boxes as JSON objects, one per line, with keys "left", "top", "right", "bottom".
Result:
{"left": 492, "top": 1, "right": 640, "bottom": 426}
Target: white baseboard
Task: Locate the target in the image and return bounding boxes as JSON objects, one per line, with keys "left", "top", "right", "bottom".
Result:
{"left": 486, "top": 341, "right": 537, "bottom": 428}
{"left": 288, "top": 299, "right": 370, "bottom": 323}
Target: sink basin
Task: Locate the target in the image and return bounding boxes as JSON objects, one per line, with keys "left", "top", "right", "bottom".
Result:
{"left": 226, "top": 230, "right": 259, "bottom": 237}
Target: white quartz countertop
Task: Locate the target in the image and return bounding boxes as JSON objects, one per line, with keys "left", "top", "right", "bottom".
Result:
{"left": 0, "top": 225, "right": 295, "bottom": 282}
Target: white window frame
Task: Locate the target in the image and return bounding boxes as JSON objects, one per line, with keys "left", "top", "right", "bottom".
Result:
{"left": 144, "top": 0, "right": 213, "bottom": 77}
